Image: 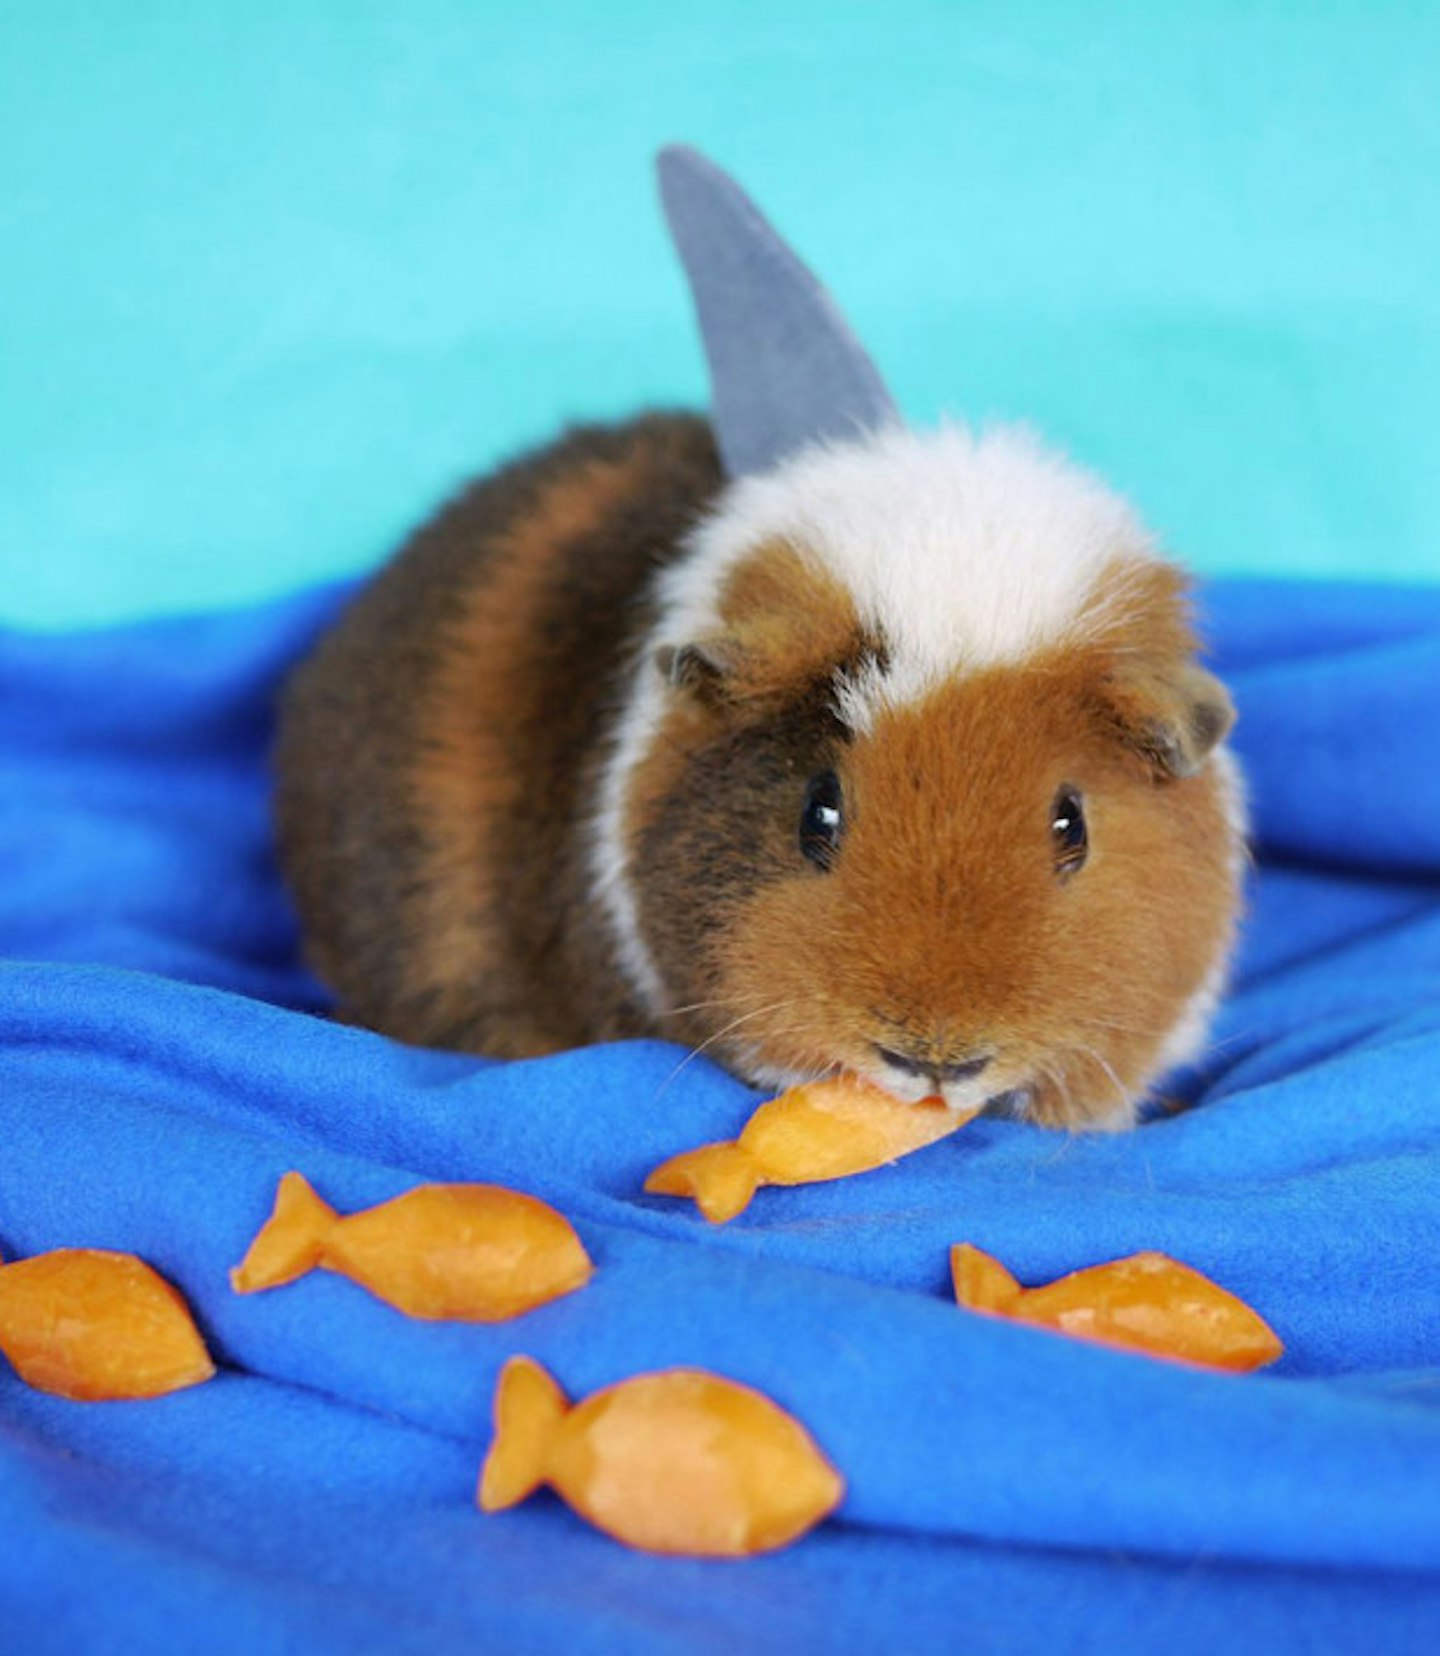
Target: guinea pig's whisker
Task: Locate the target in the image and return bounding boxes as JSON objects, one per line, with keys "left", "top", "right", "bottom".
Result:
{"left": 653, "top": 998, "right": 804, "bottom": 1098}
{"left": 1030, "top": 1062, "right": 1083, "bottom": 1161}
{"left": 1034, "top": 1058, "right": 1080, "bottom": 1137}
{"left": 1076, "top": 1012, "right": 1156, "bottom": 1037}
{"left": 692, "top": 999, "right": 804, "bottom": 1049}
{"left": 655, "top": 996, "right": 758, "bottom": 1020}
{"left": 1194, "top": 1024, "right": 1252, "bottom": 1056}
{"left": 742, "top": 1032, "right": 837, "bottom": 1077}
{"left": 1073, "top": 1043, "right": 1133, "bottom": 1119}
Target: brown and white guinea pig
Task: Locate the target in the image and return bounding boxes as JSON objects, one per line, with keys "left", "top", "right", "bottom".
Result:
{"left": 275, "top": 409, "right": 1246, "bottom": 1129}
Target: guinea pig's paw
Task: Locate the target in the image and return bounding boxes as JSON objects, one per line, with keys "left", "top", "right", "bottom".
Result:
{"left": 1024, "top": 1069, "right": 1142, "bottom": 1132}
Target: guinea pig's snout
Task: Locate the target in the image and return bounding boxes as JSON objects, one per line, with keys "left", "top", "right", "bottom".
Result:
{"left": 872, "top": 1043, "right": 992, "bottom": 1090}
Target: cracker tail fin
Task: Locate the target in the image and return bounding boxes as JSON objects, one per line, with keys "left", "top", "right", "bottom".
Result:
{"left": 229, "top": 1171, "right": 339, "bottom": 1293}
{"left": 478, "top": 1356, "right": 569, "bottom": 1512}
{"left": 644, "top": 1141, "right": 762, "bottom": 1224}
{"left": 950, "top": 1244, "right": 1023, "bottom": 1314}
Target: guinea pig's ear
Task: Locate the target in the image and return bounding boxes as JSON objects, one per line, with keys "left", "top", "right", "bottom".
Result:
{"left": 1099, "top": 659, "right": 1236, "bottom": 779}
{"left": 655, "top": 637, "right": 740, "bottom": 706}
{"left": 655, "top": 542, "right": 865, "bottom": 711}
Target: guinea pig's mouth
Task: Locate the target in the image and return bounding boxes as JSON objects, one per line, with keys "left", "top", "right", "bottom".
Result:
{"left": 875, "top": 1074, "right": 1033, "bottom": 1119}
{"left": 840, "top": 1051, "right": 1029, "bottom": 1118}
{"left": 743, "top": 1050, "right": 1032, "bottom": 1119}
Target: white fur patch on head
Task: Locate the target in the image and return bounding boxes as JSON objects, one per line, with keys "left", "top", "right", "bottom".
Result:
{"left": 662, "top": 420, "right": 1158, "bottom": 729}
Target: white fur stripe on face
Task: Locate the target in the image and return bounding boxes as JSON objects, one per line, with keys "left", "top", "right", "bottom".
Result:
{"left": 591, "top": 658, "right": 672, "bottom": 1018}
{"left": 590, "top": 420, "right": 1164, "bottom": 1014}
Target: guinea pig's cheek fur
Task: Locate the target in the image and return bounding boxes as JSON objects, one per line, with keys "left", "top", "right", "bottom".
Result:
{"left": 1019, "top": 786, "right": 1241, "bottom": 1129}
{"left": 704, "top": 882, "right": 872, "bottom": 1086}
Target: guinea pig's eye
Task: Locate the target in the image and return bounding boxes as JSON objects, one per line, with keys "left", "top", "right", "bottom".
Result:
{"left": 799, "top": 770, "right": 845, "bottom": 870}
{"left": 1051, "top": 788, "right": 1088, "bottom": 879}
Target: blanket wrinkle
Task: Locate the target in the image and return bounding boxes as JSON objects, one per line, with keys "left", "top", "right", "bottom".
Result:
{"left": 3, "top": 577, "right": 1440, "bottom": 1651}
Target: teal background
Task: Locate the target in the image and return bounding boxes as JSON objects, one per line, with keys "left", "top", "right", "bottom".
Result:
{"left": 3, "top": 1, "right": 1438, "bottom": 631}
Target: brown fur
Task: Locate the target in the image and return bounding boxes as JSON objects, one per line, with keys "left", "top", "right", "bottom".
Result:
{"left": 278, "top": 415, "right": 1242, "bottom": 1129}
{"left": 275, "top": 410, "right": 724, "bottom": 1053}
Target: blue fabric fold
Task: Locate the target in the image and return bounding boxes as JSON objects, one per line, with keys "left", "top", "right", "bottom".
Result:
{"left": 2, "top": 578, "right": 1439, "bottom": 1653}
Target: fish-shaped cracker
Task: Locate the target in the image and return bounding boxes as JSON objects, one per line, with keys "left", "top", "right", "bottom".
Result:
{"left": 479, "top": 1355, "right": 844, "bottom": 1556}
{"left": 231, "top": 1172, "right": 593, "bottom": 1322}
{"left": 645, "top": 1075, "right": 978, "bottom": 1223}
{"left": 951, "top": 1243, "right": 1283, "bottom": 1372}
{"left": 0, "top": 1247, "right": 215, "bottom": 1401}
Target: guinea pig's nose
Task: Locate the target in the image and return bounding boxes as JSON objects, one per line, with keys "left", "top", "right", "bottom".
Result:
{"left": 873, "top": 1045, "right": 991, "bottom": 1087}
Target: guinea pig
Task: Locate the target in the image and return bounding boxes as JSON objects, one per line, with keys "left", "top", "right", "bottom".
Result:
{"left": 274, "top": 408, "right": 1246, "bottom": 1130}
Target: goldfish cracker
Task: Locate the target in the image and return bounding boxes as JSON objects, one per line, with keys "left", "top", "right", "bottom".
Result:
{"left": 479, "top": 1355, "right": 844, "bottom": 1556}
{"left": 231, "top": 1172, "right": 592, "bottom": 1322}
{"left": 0, "top": 1247, "right": 215, "bottom": 1401}
{"left": 645, "top": 1075, "right": 979, "bottom": 1223}
{"left": 951, "top": 1244, "right": 1283, "bottom": 1372}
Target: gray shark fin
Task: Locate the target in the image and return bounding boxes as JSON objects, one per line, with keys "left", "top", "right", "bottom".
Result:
{"left": 656, "top": 144, "right": 900, "bottom": 479}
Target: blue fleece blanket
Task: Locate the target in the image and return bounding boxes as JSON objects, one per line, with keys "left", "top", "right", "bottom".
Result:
{"left": 2, "top": 578, "right": 1439, "bottom": 1654}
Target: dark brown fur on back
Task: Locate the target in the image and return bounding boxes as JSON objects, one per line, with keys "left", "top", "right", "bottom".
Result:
{"left": 275, "top": 410, "right": 724, "bottom": 1053}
